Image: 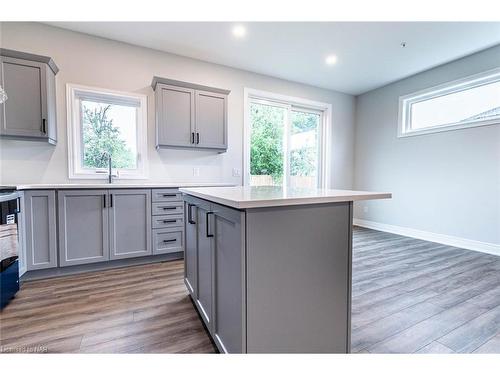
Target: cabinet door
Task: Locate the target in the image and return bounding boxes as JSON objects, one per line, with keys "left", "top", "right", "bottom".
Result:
{"left": 156, "top": 83, "right": 195, "bottom": 148}
{"left": 109, "top": 189, "right": 151, "bottom": 260}
{"left": 212, "top": 203, "right": 245, "bottom": 353}
{"left": 195, "top": 200, "right": 214, "bottom": 330}
{"left": 58, "top": 190, "right": 109, "bottom": 267}
{"left": 0, "top": 56, "right": 47, "bottom": 138}
{"left": 194, "top": 90, "right": 227, "bottom": 150}
{"left": 184, "top": 199, "right": 198, "bottom": 296}
{"left": 24, "top": 190, "right": 57, "bottom": 270}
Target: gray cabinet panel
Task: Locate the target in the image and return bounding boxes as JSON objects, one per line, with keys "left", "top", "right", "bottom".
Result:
{"left": 152, "top": 214, "right": 183, "bottom": 229}
{"left": 58, "top": 190, "right": 109, "bottom": 267}
{"left": 156, "top": 84, "right": 195, "bottom": 148}
{"left": 24, "top": 190, "right": 57, "bottom": 270}
{"left": 184, "top": 200, "right": 197, "bottom": 296}
{"left": 245, "top": 203, "right": 351, "bottom": 353}
{"left": 195, "top": 200, "right": 213, "bottom": 330}
{"left": 152, "top": 201, "right": 183, "bottom": 216}
{"left": 212, "top": 203, "right": 245, "bottom": 353}
{"left": 0, "top": 57, "right": 46, "bottom": 138}
{"left": 109, "top": 189, "right": 152, "bottom": 260}
{"left": 195, "top": 90, "right": 227, "bottom": 150}
{"left": 0, "top": 50, "right": 57, "bottom": 144}
{"left": 152, "top": 228, "right": 183, "bottom": 254}
{"left": 152, "top": 188, "right": 183, "bottom": 203}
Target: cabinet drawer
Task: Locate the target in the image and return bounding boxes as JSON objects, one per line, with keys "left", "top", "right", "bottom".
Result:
{"left": 152, "top": 228, "right": 183, "bottom": 254}
{"left": 152, "top": 201, "right": 184, "bottom": 216}
{"left": 152, "top": 214, "right": 184, "bottom": 229}
{"left": 152, "top": 189, "right": 182, "bottom": 202}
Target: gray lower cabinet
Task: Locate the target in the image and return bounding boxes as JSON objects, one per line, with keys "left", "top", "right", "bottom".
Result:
{"left": 109, "top": 189, "right": 152, "bottom": 260}
{"left": 184, "top": 195, "right": 245, "bottom": 353}
{"left": 23, "top": 190, "right": 57, "bottom": 270}
{"left": 0, "top": 49, "right": 58, "bottom": 144}
{"left": 211, "top": 203, "right": 245, "bottom": 353}
{"left": 58, "top": 190, "right": 109, "bottom": 267}
{"left": 184, "top": 201, "right": 197, "bottom": 295}
{"left": 195, "top": 199, "right": 213, "bottom": 329}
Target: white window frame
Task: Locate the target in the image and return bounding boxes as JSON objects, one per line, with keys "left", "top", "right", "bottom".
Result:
{"left": 398, "top": 67, "right": 500, "bottom": 137}
{"left": 243, "top": 88, "right": 332, "bottom": 189}
{"left": 66, "top": 83, "right": 148, "bottom": 180}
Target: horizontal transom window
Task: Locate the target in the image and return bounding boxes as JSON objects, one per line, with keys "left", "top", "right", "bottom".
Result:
{"left": 398, "top": 68, "right": 500, "bottom": 137}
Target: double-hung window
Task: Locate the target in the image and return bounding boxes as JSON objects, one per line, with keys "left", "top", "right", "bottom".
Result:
{"left": 399, "top": 68, "right": 500, "bottom": 137}
{"left": 67, "top": 84, "right": 148, "bottom": 179}
{"left": 244, "top": 88, "right": 331, "bottom": 189}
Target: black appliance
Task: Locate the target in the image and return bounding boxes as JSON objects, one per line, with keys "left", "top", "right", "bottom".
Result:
{"left": 0, "top": 189, "right": 20, "bottom": 309}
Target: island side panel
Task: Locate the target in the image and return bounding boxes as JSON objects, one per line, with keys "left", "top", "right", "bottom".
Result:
{"left": 245, "top": 202, "right": 352, "bottom": 353}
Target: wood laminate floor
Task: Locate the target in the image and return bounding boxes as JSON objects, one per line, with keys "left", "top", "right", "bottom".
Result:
{"left": 1, "top": 227, "right": 499, "bottom": 353}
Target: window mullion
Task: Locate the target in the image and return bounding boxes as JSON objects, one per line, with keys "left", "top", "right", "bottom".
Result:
{"left": 283, "top": 105, "right": 292, "bottom": 187}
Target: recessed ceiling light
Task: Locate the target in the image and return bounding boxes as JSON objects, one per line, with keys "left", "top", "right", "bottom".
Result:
{"left": 325, "top": 54, "right": 338, "bottom": 65}
{"left": 232, "top": 25, "right": 246, "bottom": 38}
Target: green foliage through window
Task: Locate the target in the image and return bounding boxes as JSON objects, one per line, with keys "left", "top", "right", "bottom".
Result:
{"left": 82, "top": 102, "right": 136, "bottom": 170}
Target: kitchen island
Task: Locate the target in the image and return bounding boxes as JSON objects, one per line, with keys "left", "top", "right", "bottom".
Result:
{"left": 180, "top": 186, "right": 391, "bottom": 353}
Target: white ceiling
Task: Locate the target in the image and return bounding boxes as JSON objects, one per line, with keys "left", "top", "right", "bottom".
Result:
{"left": 47, "top": 22, "right": 500, "bottom": 95}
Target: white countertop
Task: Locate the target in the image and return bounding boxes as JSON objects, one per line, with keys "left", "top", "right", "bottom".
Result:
{"left": 11, "top": 182, "right": 234, "bottom": 190}
{"left": 180, "top": 186, "right": 391, "bottom": 209}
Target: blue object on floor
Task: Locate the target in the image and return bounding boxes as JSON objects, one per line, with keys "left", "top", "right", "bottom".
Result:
{"left": 1, "top": 258, "right": 19, "bottom": 310}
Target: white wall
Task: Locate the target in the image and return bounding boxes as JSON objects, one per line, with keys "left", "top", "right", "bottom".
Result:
{"left": 0, "top": 22, "right": 355, "bottom": 188}
{"left": 354, "top": 45, "right": 500, "bottom": 246}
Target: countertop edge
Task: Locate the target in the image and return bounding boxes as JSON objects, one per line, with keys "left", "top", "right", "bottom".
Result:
{"left": 179, "top": 189, "right": 392, "bottom": 209}
{"left": 12, "top": 183, "right": 235, "bottom": 190}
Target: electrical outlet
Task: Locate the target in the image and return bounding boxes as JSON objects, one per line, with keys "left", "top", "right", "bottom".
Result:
{"left": 192, "top": 167, "right": 200, "bottom": 177}
{"left": 232, "top": 168, "right": 241, "bottom": 177}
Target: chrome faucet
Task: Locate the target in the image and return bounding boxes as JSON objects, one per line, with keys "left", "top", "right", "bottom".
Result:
{"left": 107, "top": 153, "right": 113, "bottom": 184}
{"left": 97, "top": 152, "right": 114, "bottom": 183}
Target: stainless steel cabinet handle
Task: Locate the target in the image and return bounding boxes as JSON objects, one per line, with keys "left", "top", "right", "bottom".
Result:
{"left": 163, "top": 219, "right": 176, "bottom": 224}
{"left": 41, "top": 119, "right": 46, "bottom": 134}
{"left": 162, "top": 194, "right": 176, "bottom": 197}
{"left": 206, "top": 211, "right": 214, "bottom": 238}
{"left": 196, "top": 132, "right": 200, "bottom": 144}
{"left": 103, "top": 194, "right": 106, "bottom": 208}
{"left": 191, "top": 132, "right": 195, "bottom": 144}
{"left": 163, "top": 239, "right": 176, "bottom": 243}
{"left": 110, "top": 194, "right": 113, "bottom": 208}
{"left": 162, "top": 206, "right": 176, "bottom": 210}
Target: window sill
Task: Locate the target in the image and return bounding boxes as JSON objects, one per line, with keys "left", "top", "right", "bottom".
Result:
{"left": 398, "top": 118, "right": 500, "bottom": 138}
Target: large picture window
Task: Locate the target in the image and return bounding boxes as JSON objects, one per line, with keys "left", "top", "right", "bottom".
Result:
{"left": 398, "top": 68, "right": 500, "bottom": 137}
{"left": 244, "top": 89, "right": 331, "bottom": 189}
{"left": 67, "top": 84, "right": 148, "bottom": 179}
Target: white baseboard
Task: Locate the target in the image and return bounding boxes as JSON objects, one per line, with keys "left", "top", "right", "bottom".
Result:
{"left": 353, "top": 218, "right": 500, "bottom": 257}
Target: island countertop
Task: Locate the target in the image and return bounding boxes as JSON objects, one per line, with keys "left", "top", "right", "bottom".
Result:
{"left": 179, "top": 186, "right": 391, "bottom": 209}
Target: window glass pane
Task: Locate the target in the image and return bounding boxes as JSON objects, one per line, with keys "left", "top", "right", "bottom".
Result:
{"left": 410, "top": 80, "right": 500, "bottom": 130}
{"left": 290, "top": 110, "right": 320, "bottom": 188}
{"left": 249, "top": 102, "right": 285, "bottom": 186}
{"left": 81, "top": 100, "right": 138, "bottom": 170}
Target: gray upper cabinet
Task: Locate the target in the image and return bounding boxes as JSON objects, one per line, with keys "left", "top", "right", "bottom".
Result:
{"left": 152, "top": 77, "right": 229, "bottom": 152}
{"left": 58, "top": 190, "right": 109, "bottom": 267}
{"left": 155, "top": 84, "right": 195, "bottom": 148}
{"left": 23, "top": 190, "right": 57, "bottom": 270}
{"left": 109, "top": 189, "right": 152, "bottom": 260}
{"left": 0, "top": 49, "right": 58, "bottom": 144}
{"left": 195, "top": 90, "right": 227, "bottom": 149}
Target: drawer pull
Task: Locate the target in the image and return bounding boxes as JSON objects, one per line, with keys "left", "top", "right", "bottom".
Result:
{"left": 163, "top": 219, "right": 176, "bottom": 223}
{"left": 163, "top": 239, "right": 177, "bottom": 243}
{"left": 162, "top": 207, "right": 177, "bottom": 210}
{"left": 188, "top": 203, "right": 196, "bottom": 224}
{"left": 162, "top": 194, "right": 177, "bottom": 197}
